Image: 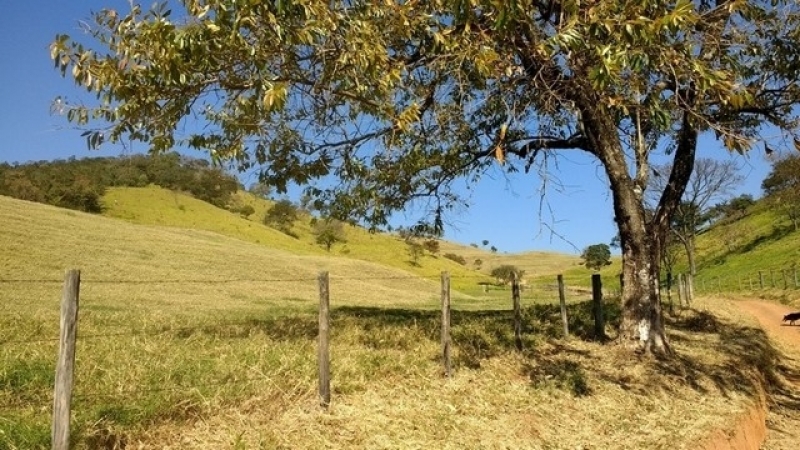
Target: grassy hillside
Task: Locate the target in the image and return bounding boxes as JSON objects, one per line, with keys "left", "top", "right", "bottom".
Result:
{"left": 102, "top": 186, "right": 492, "bottom": 291}
{"left": 0, "top": 194, "right": 779, "bottom": 449}
{"left": 102, "top": 185, "right": 621, "bottom": 295}
{"left": 669, "top": 199, "right": 800, "bottom": 304}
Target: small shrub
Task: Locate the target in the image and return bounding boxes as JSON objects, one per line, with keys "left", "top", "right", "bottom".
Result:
{"left": 443, "top": 253, "right": 467, "bottom": 265}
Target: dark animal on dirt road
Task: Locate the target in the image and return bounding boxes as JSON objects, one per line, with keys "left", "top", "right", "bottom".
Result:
{"left": 783, "top": 312, "right": 800, "bottom": 325}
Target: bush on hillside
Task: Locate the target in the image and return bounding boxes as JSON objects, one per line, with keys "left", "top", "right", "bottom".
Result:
{"left": 443, "top": 253, "right": 467, "bottom": 265}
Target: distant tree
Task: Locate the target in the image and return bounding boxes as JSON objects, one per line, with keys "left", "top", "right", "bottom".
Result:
{"left": 649, "top": 158, "right": 743, "bottom": 276}
{"left": 708, "top": 194, "right": 755, "bottom": 224}
{"left": 406, "top": 240, "right": 424, "bottom": 266}
{"left": 762, "top": 154, "right": 800, "bottom": 231}
{"left": 482, "top": 240, "right": 490, "bottom": 247}
{"left": 474, "top": 258, "right": 483, "bottom": 269}
{"left": 423, "top": 239, "right": 440, "bottom": 255}
{"left": 264, "top": 200, "right": 299, "bottom": 236}
{"left": 470, "top": 243, "right": 478, "bottom": 248}
{"left": 313, "top": 219, "right": 347, "bottom": 251}
{"left": 581, "top": 244, "right": 612, "bottom": 271}
{"left": 248, "top": 182, "right": 272, "bottom": 200}
{"left": 490, "top": 246, "right": 498, "bottom": 253}
{"left": 490, "top": 265, "right": 524, "bottom": 285}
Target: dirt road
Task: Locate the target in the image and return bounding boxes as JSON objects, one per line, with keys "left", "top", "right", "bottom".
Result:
{"left": 735, "top": 300, "right": 800, "bottom": 449}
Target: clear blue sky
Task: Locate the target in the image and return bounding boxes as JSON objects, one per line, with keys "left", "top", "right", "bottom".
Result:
{"left": 0, "top": 2, "right": 777, "bottom": 255}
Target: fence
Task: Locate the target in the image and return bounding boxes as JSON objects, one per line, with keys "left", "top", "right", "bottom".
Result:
{"left": 1, "top": 270, "right": 611, "bottom": 450}
{"left": 691, "top": 264, "right": 800, "bottom": 295}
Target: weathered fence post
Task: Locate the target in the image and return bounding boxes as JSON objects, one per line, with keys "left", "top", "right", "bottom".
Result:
{"left": 591, "top": 274, "right": 605, "bottom": 340}
{"left": 771, "top": 269, "right": 776, "bottom": 288}
{"left": 52, "top": 269, "right": 80, "bottom": 450}
{"left": 748, "top": 275, "right": 753, "bottom": 290}
{"left": 512, "top": 272, "right": 523, "bottom": 351}
{"left": 759, "top": 271, "right": 765, "bottom": 289}
{"left": 782, "top": 270, "right": 788, "bottom": 289}
{"left": 557, "top": 275, "right": 569, "bottom": 338}
{"left": 677, "top": 274, "right": 684, "bottom": 308}
{"left": 317, "top": 271, "right": 331, "bottom": 408}
{"left": 441, "top": 271, "right": 451, "bottom": 378}
{"left": 686, "top": 274, "right": 694, "bottom": 305}
{"left": 795, "top": 268, "right": 799, "bottom": 288}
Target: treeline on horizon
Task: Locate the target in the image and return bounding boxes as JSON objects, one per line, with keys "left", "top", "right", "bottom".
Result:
{"left": 0, "top": 152, "right": 241, "bottom": 213}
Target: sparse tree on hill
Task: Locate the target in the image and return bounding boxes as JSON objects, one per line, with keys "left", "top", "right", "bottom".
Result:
{"left": 490, "top": 246, "right": 498, "bottom": 254}
{"left": 648, "top": 158, "right": 743, "bottom": 277}
{"left": 53, "top": 2, "right": 800, "bottom": 354}
{"left": 264, "top": 199, "right": 299, "bottom": 236}
{"left": 581, "top": 244, "right": 612, "bottom": 272}
{"left": 490, "top": 265, "right": 524, "bottom": 285}
{"left": 482, "top": 240, "right": 490, "bottom": 247}
{"left": 406, "top": 240, "right": 424, "bottom": 267}
{"left": 423, "top": 239, "right": 440, "bottom": 255}
{"left": 248, "top": 182, "right": 272, "bottom": 200}
{"left": 313, "top": 219, "right": 347, "bottom": 251}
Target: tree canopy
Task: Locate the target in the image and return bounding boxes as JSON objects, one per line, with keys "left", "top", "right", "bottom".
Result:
{"left": 581, "top": 243, "right": 612, "bottom": 271}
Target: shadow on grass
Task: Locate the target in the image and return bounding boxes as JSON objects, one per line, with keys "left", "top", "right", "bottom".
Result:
{"left": 158, "top": 301, "right": 796, "bottom": 404}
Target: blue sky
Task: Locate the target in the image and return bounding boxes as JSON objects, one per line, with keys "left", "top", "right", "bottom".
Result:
{"left": 0, "top": 2, "right": 777, "bottom": 255}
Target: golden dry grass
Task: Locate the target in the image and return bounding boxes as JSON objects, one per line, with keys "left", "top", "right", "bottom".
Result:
{"left": 0, "top": 195, "right": 779, "bottom": 450}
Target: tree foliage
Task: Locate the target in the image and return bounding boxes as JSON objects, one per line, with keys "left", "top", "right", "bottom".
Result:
{"left": 52, "top": 1, "right": 800, "bottom": 354}
{"left": 313, "top": 219, "right": 347, "bottom": 251}
{"left": 264, "top": 199, "right": 299, "bottom": 236}
{"left": 443, "top": 253, "right": 467, "bottom": 265}
{"left": 581, "top": 244, "right": 612, "bottom": 271}
{"left": 0, "top": 153, "right": 239, "bottom": 213}
{"left": 490, "top": 265, "right": 524, "bottom": 285}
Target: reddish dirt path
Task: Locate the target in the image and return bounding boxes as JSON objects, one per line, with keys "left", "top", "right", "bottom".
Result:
{"left": 734, "top": 300, "right": 800, "bottom": 449}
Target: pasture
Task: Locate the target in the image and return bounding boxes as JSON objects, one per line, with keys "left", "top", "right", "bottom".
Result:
{"left": 0, "top": 195, "right": 777, "bottom": 449}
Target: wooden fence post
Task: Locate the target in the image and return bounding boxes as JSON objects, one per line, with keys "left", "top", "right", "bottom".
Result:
{"left": 557, "top": 275, "right": 569, "bottom": 338}
{"left": 749, "top": 275, "right": 753, "bottom": 290}
{"left": 591, "top": 274, "right": 605, "bottom": 340}
{"left": 441, "top": 271, "right": 451, "bottom": 378}
{"left": 318, "top": 271, "right": 331, "bottom": 408}
{"left": 795, "top": 268, "right": 799, "bottom": 288}
{"left": 677, "top": 274, "right": 684, "bottom": 308}
{"left": 759, "top": 271, "right": 765, "bottom": 289}
{"left": 512, "top": 272, "right": 522, "bottom": 351}
{"left": 782, "top": 270, "right": 788, "bottom": 289}
{"left": 771, "top": 270, "right": 776, "bottom": 288}
{"left": 52, "top": 269, "right": 80, "bottom": 450}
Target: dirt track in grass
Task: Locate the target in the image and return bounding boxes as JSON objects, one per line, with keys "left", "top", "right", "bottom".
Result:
{"left": 735, "top": 300, "right": 800, "bottom": 449}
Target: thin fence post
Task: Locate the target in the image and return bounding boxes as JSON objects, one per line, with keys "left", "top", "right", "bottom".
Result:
{"left": 441, "top": 271, "right": 451, "bottom": 378}
{"left": 558, "top": 275, "right": 569, "bottom": 338}
{"left": 512, "top": 272, "right": 522, "bottom": 351}
{"left": 795, "top": 268, "right": 798, "bottom": 288}
{"left": 782, "top": 270, "right": 788, "bottom": 289}
{"left": 677, "top": 274, "right": 685, "bottom": 307}
{"left": 52, "top": 269, "right": 80, "bottom": 450}
{"left": 759, "top": 271, "right": 765, "bottom": 289}
{"left": 686, "top": 274, "right": 694, "bottom": 305}
{"left": 749, "top": 275, "right": 753, "bottom": 290}
{"left": 591, "top": 274, "right": 605, "bottom": 340}
{"left": 317, "top": 271, "right": 331, "bottom": 408}
{"left": 771, "top": 270, "right": 776, "bottom": 288}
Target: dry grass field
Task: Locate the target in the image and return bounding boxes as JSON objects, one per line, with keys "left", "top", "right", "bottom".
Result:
{"left": 0, "top": 195, "right": 782, "bottom": 449}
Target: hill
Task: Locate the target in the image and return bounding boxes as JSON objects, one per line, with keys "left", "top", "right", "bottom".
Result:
{"left": 673, "top": 199, "right": 800, "bottom": 305}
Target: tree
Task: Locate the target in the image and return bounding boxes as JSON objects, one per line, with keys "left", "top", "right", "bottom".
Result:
{"left": 53, "top": 2, "right": 800, "bottom": 354}
{"left": 313, "top": 219, "right": 347, "bottom": 251}
{"left": 490, "top": 265, "right": 524, "bottom": 285}
{"left": 490, "top": 246, "right": 498, "bottom": 254}
{"left": 707, "top": 194, "right": 755, "bottom": 224}
{"left": 581, "top": 244, "right": 613, "bottom": 271}
{"left": 248, "top": 182, "right": 272, "bottom": 200}
{"left": 482, "top": 240, "right": 490, "bottom": 247}
{"left": 406, "top": 240, "right": 424, "bottom": 267}
{"left": 422, "top": 239, "right": 440, "bottom": 255}
{"left": 263, "top": 200, "right": 298, "bottom": 236}
{"left": 648, "top": 159, "right": 743, "bottom": 277}
{"left": 762, "top": 154, "right": 800, "bottom": 231}
{"left": 238, "top": 204, "right": 256, "bottom": 218}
